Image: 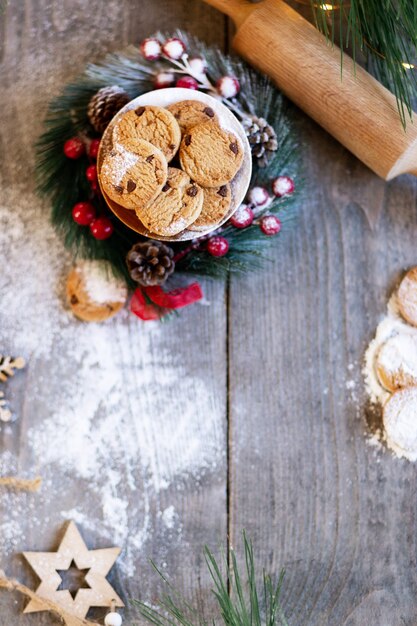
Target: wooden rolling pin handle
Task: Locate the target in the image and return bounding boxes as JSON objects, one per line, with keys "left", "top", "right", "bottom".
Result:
{"left": 204, "top": 0, "right": 255, "bottom": 27}
{"left": 203, "top": 0, "right": 417, "bottom": 180}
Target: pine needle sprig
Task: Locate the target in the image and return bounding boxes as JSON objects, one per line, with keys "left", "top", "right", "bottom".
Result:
{"left": 132, "top": 532, "right": 288, "bottom": 626}
{"left": 311, "top": 0, "right": 417, "bottom": 126}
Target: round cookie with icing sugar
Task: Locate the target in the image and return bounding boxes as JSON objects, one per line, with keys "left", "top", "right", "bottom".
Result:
{"left": 376, "top": 333, "right": 417, "bottom": 392}
{"left": 113, "top": 105, "right": 181, "bottom": 161}
{"left": 66, "top": 261, "right": 128, "bottom": 322}
{"left": 167, "top": 100, "right": 219, "bottom": 133}
{"left": 137, "top": 167, "right": 203, "bottom": 236}
{"left": 179, "top": 122, "right": 244, "bottom": 188}
{"left": 383, "top": 387, "right": 417, "bottom": 461}
{"left": 100, "top": 142, "right": 167, "bottom": 210}
{"left": 397, "top": 267, "right": 417, "bottom": 327}
{"left": 192, "top": 184, "right": 232, "bottom": 231}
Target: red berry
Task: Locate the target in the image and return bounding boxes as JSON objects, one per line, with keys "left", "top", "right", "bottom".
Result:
{"left": 247, "top": 186, "right": 270, "bottom": 207}
{"left": 64, "top": 137, "right": 85, "bottom": 159}
{"left": 86, "top": 164, "right": 97, "bottom": 182}
{"left": 207, "top": 236, "right": 229, "bottom": 257}
{"left": 140, "top": 38, "right": 162, "bottom": 60}
{"left": 176, "top": 76, "right": 199, "bottom": 90}
{"left": 89, "top": 139, "right": 101, "bottom": 159}
{"left": 230, "top": 204, "right": 254, "bottom": 229}
{"left": 260, "top": 215, "right": 281, "bottom": 236}
{"left": 90, "top": 217, "right": 114, "bottom": 240}
{"left": 72, "top": 202, "right": 96, "bottom": 226}
{"left": 154, "top": 71, "right": 175, "bottom": 89}
{"left": 217, "top": 76, "right": 240, "bottom": 98}
{"left": 162, "top": 37, "right": 186, "bottom": 60}
{"left": 90, "top": 180, "right": 99, "bottom": 192}
{"left": 272, "top": 176, "right": 295, "bottom": 197}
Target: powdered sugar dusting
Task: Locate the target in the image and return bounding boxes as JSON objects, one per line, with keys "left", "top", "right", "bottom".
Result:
{"left": 364, "top": 292, "right": 417, "bottom": 462}
{"left": 384, "top": 388, "right": 417, "bottom": 461}
{"left": 78, "top": 260, "right": 127, "bottom": 304}
{"left": 363, "top": 294, "right": 417, "bottom": 404}
{"left": 102, "top": 146, "right": 139, "bottom": 185}
{"left": 0, "top": 189, "right": 223, "bottom": 577}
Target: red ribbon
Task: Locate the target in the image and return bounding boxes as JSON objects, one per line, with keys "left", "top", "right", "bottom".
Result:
{"left": 130, "top": 282, "right": 203, "bottom": 321}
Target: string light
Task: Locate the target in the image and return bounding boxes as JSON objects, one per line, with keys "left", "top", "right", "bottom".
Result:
{"left": 402, "top": 62, "right": 415, "bottom": 70}
{"left": 295, "top": 0, "right": 343, "bottom": 8}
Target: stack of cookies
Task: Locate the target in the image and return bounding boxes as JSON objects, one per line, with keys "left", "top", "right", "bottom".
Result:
{"left": 100, "top": 100, "right": 244, "bottom": 237}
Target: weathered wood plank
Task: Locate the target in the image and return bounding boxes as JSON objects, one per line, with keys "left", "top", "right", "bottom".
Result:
{"left": 0, "top": 1, "right": 227, "bottom": 624}
{"left": 229, "top": 113, "right": 417, "bottom": 624}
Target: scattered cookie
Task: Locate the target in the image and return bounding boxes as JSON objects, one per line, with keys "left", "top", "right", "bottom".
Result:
{"left": 179, "top": 122, "right": 243, "bottom": 187}
{"left": 167, "top": 100, "right": 218, "bottom": 133}
{"left": 397, "top": 267, "right": 417, "bottom": 327}
{"left": 376, "top": 333, "right": 417, "bottom": 392}
{"left": 66, "top": 260, "right": 128, "bottom": 322}
{"left": 113, "top": 105, "right": 181, "bottom": 161}
{"left": 192, "top": 184, "right": 232, "bottom": 231}
{"left": 100, "top": 143, "right": 167, "bottom": 210}
{"left": 137, "top": 167, "right": 203, "bottom": 236}
{"left": 383, "top": 387, "right": 417, "bottom": 461}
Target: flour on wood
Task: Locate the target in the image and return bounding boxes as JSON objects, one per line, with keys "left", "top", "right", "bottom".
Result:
{"left": 0, "top": 190, "right": 223, "bottom": 577}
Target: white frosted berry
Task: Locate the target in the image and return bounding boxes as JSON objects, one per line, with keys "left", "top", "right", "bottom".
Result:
{"left": 162, "top": 38, "right": 186, "bottom": 60}
{"left": 104, "top": 612, "right": 122, "bottom": 626}
{"left": 140, "top": 38, "right": 162, "bottom": 61}
{"left": 217, "top": 76, "right": 240, "bottom": 98}
{"left": 247, "top": 186, "right": 270, "bottom": 207}
{"left": 230, "top": 204, "right": 254, "bottom": 228}
{"left": 188, "top": 57, "right": 207, "bottom": 79}
{"left": 260, "top": 215, "right": 281, "bottom": 235}
{"left": 272, "top": 176, "right": 295, "bottom": 197}
{"left": 154, "top": 71, "right": 175, "bottom": 89}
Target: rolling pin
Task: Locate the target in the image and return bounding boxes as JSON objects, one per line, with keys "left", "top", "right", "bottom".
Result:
{"left": 203, "top": 0, "right": 417, "bottom": 180}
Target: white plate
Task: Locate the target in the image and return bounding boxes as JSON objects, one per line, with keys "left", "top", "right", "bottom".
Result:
{"left": 97, "top": 87, "right": 252, "bottom": 242}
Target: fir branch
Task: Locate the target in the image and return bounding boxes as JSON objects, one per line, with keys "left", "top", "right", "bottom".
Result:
{"left": 311, "top": 0, "right": 417, "bottom": 126}
{"left": 132, "top": 532, "right": 288, "bottom": 626}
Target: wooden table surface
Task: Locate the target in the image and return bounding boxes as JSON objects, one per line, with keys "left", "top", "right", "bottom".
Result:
{"left": 1, "top": 1, "right": 417, "bottom": 625}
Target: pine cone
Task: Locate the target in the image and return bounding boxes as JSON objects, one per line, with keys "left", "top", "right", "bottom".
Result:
{"left": 242, "top": 115, "right": 278, "bottom": 168}
{"left": 87, "top": 86, "right": 130, "bottom": 134}
{"left": 127, "top": 241, "right": 175, "bottom": 287}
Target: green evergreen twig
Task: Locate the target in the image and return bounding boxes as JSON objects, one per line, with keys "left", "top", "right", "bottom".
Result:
{"left": 132, "top": 532, "right": 288, "bottom": 626}
{"left": 311, "top": 0, "right": 417, "bottom": 126}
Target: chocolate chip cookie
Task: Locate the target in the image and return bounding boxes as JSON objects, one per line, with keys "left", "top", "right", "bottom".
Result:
{"left": 100, "top": 142, "right": 167, "bottom": 210}
{"left": 167, "top": 100, "right": 218, "bottom": 133}
{"left": 137, "top": 167, "right": 203, "bottom": 236}
{"left": 66, "top": 261, "right": 127, "bottom": 322}
{"left": 113, "top": 105, "right": 181, "bottom": 161}
{"left": 179, "top": 122, "right": 243, "bottom": 187}
{"left": 192, "top": 184, "right": 232, "bottom": 231}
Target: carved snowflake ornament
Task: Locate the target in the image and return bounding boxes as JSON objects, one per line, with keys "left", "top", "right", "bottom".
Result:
{"left": 0, "top": 354, "right": 26, "bottom": 422}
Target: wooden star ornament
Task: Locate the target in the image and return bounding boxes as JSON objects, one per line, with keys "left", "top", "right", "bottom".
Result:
{"left": 22, "top": 521, "right": 124, "bottom": 619}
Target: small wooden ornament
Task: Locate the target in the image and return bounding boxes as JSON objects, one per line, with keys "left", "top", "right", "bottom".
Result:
{"left": 0, "top": 355, "right": 25, "bottom": 383}
{"left": 0, "top": 391, "right": 11, "bottom": 422}
{"left": 23, "top": 521, "right": 124, "bottom": 619}
{"left": 0, "top": 353, "right": 26, "bottom": 422}
{"left": 0, "top": 476, "right": 42, "bottom": 491}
